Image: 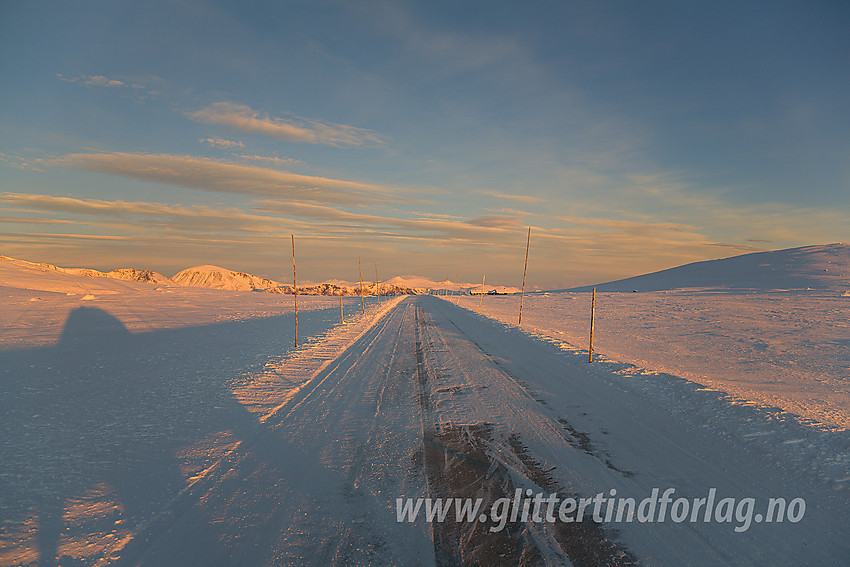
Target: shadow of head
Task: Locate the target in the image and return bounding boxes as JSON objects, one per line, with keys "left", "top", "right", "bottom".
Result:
{"left": 58, "top": 306, "right": 132, "bottom": 348}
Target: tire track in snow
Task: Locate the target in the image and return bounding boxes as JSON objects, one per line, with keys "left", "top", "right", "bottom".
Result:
{"left": 424, "top": 299, "right": 633, "bottom": 479}
{"left": 416, "top": 305, "right": 543, "bottom": 566}
{"left": 414, "top": 304, "right": 637, "bottom": 567}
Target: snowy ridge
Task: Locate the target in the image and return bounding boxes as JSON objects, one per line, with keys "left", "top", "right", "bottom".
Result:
{"left": 568, "top": 243, "right": 849, "bottom": 292}
{"left": 0, "top": 255, "right": 174, "bottom": 285}
{"left": 0, "top": 255, "right": 167, "bottom": 295}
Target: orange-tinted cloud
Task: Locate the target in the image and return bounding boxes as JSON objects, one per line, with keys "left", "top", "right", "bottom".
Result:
{"left": 51, "top": 152, "right": 404, "bottom": 205}
{"left": 188, "top": 103, "right": 385, "bottom": 147}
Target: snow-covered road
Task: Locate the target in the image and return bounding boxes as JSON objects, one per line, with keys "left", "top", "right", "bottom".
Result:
{"left": 2, "top": 296, "right": 848, "bottom": 566}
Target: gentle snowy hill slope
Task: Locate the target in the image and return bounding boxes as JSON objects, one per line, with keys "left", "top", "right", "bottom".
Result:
{"left": 170, "top": 265, "right": 283, "bottom": 291}
{"left": 0, "top": 256, "right": 174, "bottom": 293}
{"left": 570, "top": 243, "right": 849, "bottom": 292}
{"left": 0, "top": 255, "right": 171, "bottom": 295}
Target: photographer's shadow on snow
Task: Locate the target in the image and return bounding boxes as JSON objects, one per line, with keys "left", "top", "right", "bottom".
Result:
{"left": 0, "top": 306, "right": 282, "bottom": 566}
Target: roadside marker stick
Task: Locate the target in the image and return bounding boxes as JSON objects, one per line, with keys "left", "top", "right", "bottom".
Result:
{"left": 339, "top": 293, "right": 344, "bottom": 324}
{"left": 478, "top": 274, "right": 485, "bottom": 313}
{"left": 359, "top": 257, "right": 365, "bottom": 314}
{"left": 519, "top": 227, "right": 531, "bottom": 325}
{"left": 291, "top": 234, "right": 297, "bottom": 348}
{"left": 375, "top": 262, "right": 379, "bottom": 303}
{"left": 589, "top": 287, "right": 596, "bottom": 363}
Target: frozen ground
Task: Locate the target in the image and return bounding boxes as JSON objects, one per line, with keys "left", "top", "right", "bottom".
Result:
{"left": 1, "top": 253, "right": 848, "bottom": 566}
{"left": 445, "top": 290, "right": 850, "bottom": 431}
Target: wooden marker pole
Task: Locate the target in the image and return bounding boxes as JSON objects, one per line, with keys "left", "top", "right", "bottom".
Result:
{"left": 478, "top": 274, "right": 485, "bottom": 313}
{"left": 518, "top": 227, "right": 531, "bottom": 325}
{"left": 291, "top": 234, "right": 297, "bottom": 348}
{"left": 358, "top": 257, "right": 365, "bottom": 314}
{"left": 339, "top": 293, "right": 344, "bottom": 324}
{"left": 589, "top": 287, "right": 596, "bottom": 363}
{"left": 375, "top": 262, "right": 379, "bottom": 303}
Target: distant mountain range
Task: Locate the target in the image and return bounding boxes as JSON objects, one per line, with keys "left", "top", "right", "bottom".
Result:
{"left": 4, "top": 243, "right": 844, "bottom": 297}
{"left": 0, "top": 256, "right": 466, "bottom": 296}
{"left": 567, "top": 243, "right": 849, "bottom": 293}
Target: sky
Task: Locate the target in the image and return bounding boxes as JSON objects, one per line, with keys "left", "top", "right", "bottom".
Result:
{"left": 0, "top": 0, "right": 847, "bottom": 289}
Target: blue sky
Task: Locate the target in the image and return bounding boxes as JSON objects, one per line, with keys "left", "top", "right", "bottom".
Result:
{"left": 1, "top": 0, "right": 847, "bottom": 288}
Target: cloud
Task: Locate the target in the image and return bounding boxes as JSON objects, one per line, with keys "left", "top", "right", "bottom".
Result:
{"left": 57, "top": 73, "right": 126, "bottom": 88}
{"left": 0, "top": 152, "right": 47, "bottom": 171}
{"left": 410, "top": 212, "right": 466, "bottom": 221}
{"left": 85, "top": 75, "right": 124, "bottom": 87}
{"left": 465, "top": 215, "right": 520, "bottom": 228}
{"left": 10, "top": 180, "right": 841, "bottom": 289}
{"left": 1, "top": 193, "right": 545, "bottom": 281}
{"left": 200, "top": 137, "right": 245, "bottom": 149}
{"left": 1, "top": 192, "right": 529, "bottom": 246}
{"left": 477, "top": 191, "right": 543, "bottom": 203}
{"left": 51, "top": 152, "right": 404, "bottom": 205}
{"left": 369, "top": 2, "right": 531, "bottom": 82}
{"left": 56, "top": 73, "right": 163, "bottom": 101}
{"left": 254, "top": 200, "right": 530, "bottom": 244}
{"left": 0, "top": 192, "right": 794, "bottom": 289}
{"left": 485, "top": 207, "right": 538, "bottom": 217}
{"left": 0, "top": 193, "right": 316, "bottom": 236}
{"left": 188, "top": 102, "right": 385, "bottom": 147}
{"left": 0, "top": 231, "right": 128, "bottom": 241}
{"left": 0, "top": 216, "right": 76, "bottom": 225}
{"left": 237, "top": 154, "right": 300, "bottom": 166}
{"left": 548, "top": 167, "right": 848, "bottom": 248}
{"left": 558, "top": 216, "right": 699, "bottom": 237}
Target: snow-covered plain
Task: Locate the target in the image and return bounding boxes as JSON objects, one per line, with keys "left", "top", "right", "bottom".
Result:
{"left": 0, "top": 256, "right": 349, "bottom": 351}
{"left": 446, "top": 289, "right": 850, "bottom": 431}
{"left": 443, "top": 243, "right": 850, "bottom": 431}
{"left": 1, "top": 246, "right": 848, "bottom": 566}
